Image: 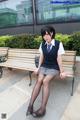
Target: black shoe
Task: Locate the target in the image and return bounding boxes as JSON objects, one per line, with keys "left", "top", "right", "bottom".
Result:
{"left": 32, "top": 109, "right": 46, "bottom": 117}
{"left": 26, "top": 105, "right": 33, "bottom": 116}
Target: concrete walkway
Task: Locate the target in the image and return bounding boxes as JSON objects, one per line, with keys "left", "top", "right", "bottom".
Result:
{"left": 0, "top": 67, "right": 79, "bottom": 120}
{"left": 61, "top": 83, "right": 80, "bottom": 120}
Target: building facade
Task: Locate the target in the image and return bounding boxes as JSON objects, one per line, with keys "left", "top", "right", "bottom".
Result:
{"left": 0, "top": 0, "right": 80, "bottom": 35}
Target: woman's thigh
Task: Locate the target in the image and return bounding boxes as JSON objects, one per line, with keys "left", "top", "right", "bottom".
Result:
{"left": 39, "top": 67, "right": 59, "bottom": 83}
{"left": 43, "top": 74, "right": 54, "bottom": 84}
{"left": 37, "top": 73, "right": 45, "bottom": 83}
{"left": 43, "top": 71, "right": 59, "bottom": 83}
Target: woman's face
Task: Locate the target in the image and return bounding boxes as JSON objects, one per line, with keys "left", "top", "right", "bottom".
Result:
{"left": 43, "top": 31, "right": 52, "bottom": 43}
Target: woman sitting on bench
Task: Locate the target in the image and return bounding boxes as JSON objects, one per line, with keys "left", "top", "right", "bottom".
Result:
{"left": 26, "top": 26, "right": 66, "bottom": 117}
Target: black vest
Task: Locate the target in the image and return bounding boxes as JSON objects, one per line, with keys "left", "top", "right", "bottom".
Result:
{"left": 41, "top": 40, "right": 60, "bottom": 70}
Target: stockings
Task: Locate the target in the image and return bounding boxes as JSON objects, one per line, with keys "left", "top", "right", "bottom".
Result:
{"left": 41, "top": 82, "right": 50, "bottom": 109}
{"left": 28, "top": 74, "right": 53, "bottom": 115}
{"left": 29, "top": 80, "right": 42, "bottom": 106}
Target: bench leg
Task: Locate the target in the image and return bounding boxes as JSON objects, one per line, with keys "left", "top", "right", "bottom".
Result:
{"left": 29, "top": 71, "right": 33, "bottom": 86}
{"left": 0, "top": 67, "right": 3, "bottom": 78}
{"left": 71, "top": 77, "right": 75, "bottom": 96}
{"left": 8, "top": 67, "right": 12, "bottom": 71}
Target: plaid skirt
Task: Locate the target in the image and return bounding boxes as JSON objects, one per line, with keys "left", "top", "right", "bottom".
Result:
{"left": 39, "top": 66, "right": 59, "bottom": 76}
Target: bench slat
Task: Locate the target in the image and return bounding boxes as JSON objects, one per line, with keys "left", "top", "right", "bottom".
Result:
{"left": 0, "top": 47, "right": 9, "bottom": 55}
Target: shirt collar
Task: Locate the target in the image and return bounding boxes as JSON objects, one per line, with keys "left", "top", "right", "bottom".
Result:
{"left": 45, "top": 39, "right": 55, "bottom": 46}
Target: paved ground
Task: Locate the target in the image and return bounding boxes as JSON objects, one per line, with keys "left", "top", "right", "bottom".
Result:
{"left": 0, "top": 67, "right": 79, "bottom": 120}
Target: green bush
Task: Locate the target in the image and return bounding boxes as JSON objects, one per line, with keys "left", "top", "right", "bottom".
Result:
{"left": 5, "top": 34, "right": 35, "bottom": 48}
{"left": 55, "top": 33, "right": 70, "bottom": 49}
{"left": 34, "top": 35, "right": 42, "bottom": 48}
{"left": 0, "top": 35, "right": 12, "bottom": 47}
{"left": 67, "top": 32, "right": 80, "bottom": 55}
{"left": 5, "top": 34, "right": 42, "bottom": 49}
{"left": 0, "top": 32, "right": 80, "bottom": 55}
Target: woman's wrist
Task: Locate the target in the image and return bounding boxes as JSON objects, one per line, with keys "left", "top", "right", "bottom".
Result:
{"left": 38, "top": 64, "right": 41, "bottom": 69}
{"left": 60, "top": 70, "right": 64, "bottom": 73}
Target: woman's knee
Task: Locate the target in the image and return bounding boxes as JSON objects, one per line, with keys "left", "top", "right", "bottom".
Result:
{"left": 37, "top": 78, "right": 43, "bottom": 84}
{"left": 43, "top": 79, "right": 49, "bottom": 86}
{"left": 43, "top": 76, "right": 53, "bottom": 86}
{"left": 37, "top": 74, "right": 44, "bottom": 84}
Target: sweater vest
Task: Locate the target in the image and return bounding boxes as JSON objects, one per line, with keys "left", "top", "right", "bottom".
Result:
{"left": 41, "top": 40, "right": 60, "bottom": 70}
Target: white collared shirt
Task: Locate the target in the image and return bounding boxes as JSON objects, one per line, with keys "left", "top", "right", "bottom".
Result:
{"left": 39, "top": 39, "right": 65, "bottom": 55}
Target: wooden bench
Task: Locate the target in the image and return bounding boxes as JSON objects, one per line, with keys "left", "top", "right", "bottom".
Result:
{"left": 0, "top": 48, "right": 39, "bottom": 85}
{"left": 0, "top": 48, "right": 76, "bottom": 95}
{"left": 0, "top": 47, "right": 8, "bottom": 53}
{"left": 0, "top": 47, "right": 9, "bottom": 77}
{"left": 62, "top": 51, "right": 76, "bottom": 95}
{"left": 0, "top": 47, "right": 9, "bottom": 58}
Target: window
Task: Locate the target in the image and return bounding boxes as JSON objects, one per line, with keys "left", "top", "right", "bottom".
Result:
{"left": 0, "top": 0, "right": 33, "bottom": 28}
{"left": 36, "top": 0, "right": 80, "bottom": 24}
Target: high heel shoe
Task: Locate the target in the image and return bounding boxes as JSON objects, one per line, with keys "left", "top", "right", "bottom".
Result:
{"left": 32, "top": 108, "right": 46, "bottom": 117}
{"left": 26, "top": 105, "right": 33, "bottom": 116}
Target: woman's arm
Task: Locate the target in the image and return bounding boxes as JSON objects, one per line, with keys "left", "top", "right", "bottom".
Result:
{"left": 38, "top": 52, "right": 44, "bottom": 69}
{"left": 57, "top": 54, "right": 66, "bottom": 79}
{"left": 38, "top": 43, "right": 44, "bottom": 69}
{"left": 34, "top": 52, "right": 44, "bottom": 75}
{"left": 57, "top": 54, "right": 64, "bottom": 73}
{"left": 57, "top": 42, "right": 67, "bottom": 79}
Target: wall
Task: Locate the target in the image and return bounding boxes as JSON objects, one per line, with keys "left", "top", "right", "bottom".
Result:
{"left": 0, "top": 22, "right": 80, "bottom": 35}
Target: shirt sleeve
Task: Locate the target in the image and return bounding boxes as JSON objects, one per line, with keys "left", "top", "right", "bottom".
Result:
{"left": 58, "top": 42, "right": 65, "bottom": 55}
{"left": 39, "top": 43, "right": 43, "bottom": 54}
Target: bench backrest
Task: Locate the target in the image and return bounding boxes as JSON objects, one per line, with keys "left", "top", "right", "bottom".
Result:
{"left": 8, "top": 48, "right": 39, "bottom": 63}
{"left": 0, "top": 47, "right": 9, "bottom": 56}
{"left": 7, "top": 49, "right": 39, "bottom": 71}
{"left": 62, "top": 51, "right": 76, "bottom": 76}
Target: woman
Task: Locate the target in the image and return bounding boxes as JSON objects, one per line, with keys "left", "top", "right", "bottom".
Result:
{"left": 26, "top": 26, "right": 65, "bottom": 117}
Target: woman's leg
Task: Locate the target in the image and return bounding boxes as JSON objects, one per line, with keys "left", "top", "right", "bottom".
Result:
{"left": 29, "top": 73, "right": 44, "bottom": 106}
{"left": 41, "top": 75, "right": 54, "bottom": 110}
{"left": 28, "top": 73, "right": 44, "bottom": 108}
{"left": 33, "top": 75, "right": 54, "bottom": 115}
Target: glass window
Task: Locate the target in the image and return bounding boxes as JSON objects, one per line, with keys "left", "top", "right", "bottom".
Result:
{"left": 36, "top": 0, "right": 80, "bottom": 24}
{"left": 0, "top": 0, "right": 33, "bottom": 28}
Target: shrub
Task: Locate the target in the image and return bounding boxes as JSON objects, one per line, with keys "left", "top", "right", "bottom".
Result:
{"left": 0, "top": 32, "right": 80, "bottom": 55}
{"left": 5, "top": 34, "right": 35, "bottom": 48}
{"left": 0, "top": 35, "right": 12, "bottom": 47}
{"left": 34, "top": 35, "right": 42, "bottom": 48}
{"left": 55, "top": 33, "right": 70, "bottom": 49}
{"left": 67, "top": 32, "right": 80, "bottom": 55}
